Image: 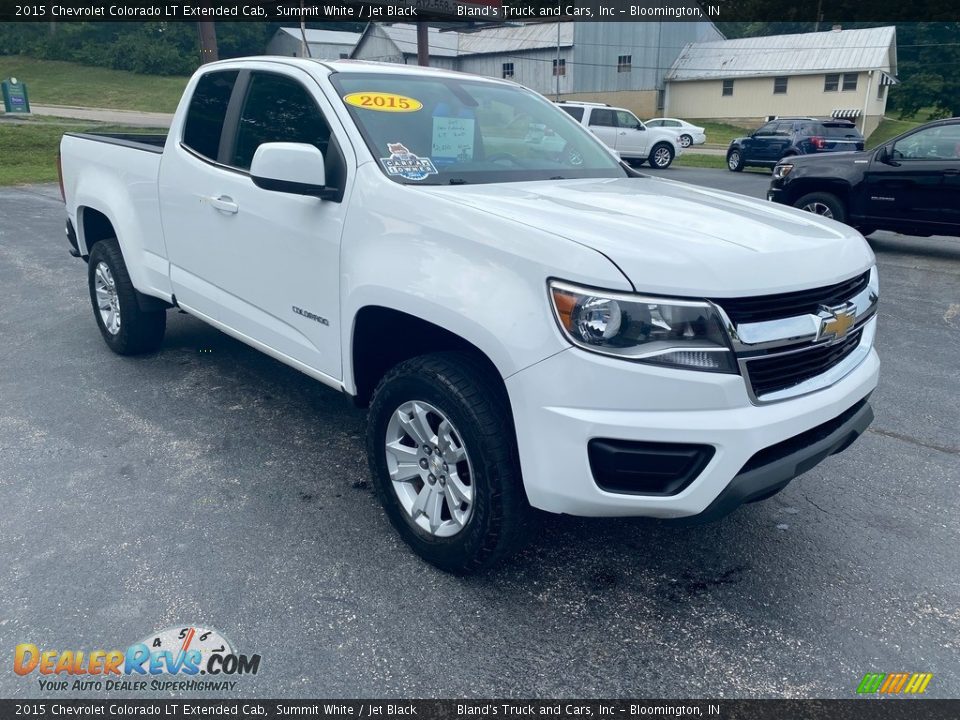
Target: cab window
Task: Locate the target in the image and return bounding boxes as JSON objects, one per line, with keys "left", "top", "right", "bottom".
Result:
{"left": 616, "top": 111, "right": 641, "bottom": 129}
{"left": 589, "top": 109, "right": 617, "bottom": 128}
{"left": 182, "top": 70, "right": 239, "bottom": 161}
{"left": 230, "top": 72, "right": 331, "bottom": 170}
{"left": 894, "top": 125, "right": 960, "bottom": 161}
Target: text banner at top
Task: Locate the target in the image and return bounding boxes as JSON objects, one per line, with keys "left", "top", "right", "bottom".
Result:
{"left": 0, "top": 0, "right": 955, "bottom": 22}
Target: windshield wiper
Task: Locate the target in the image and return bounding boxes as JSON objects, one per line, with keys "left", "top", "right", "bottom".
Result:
{"left": 448, "top": 178, "right": 469, "bottom": 185}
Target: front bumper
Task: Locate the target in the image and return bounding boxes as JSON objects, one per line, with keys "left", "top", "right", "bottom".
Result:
{"left": 505, "top": 343, "right": 878, "bottom": 518}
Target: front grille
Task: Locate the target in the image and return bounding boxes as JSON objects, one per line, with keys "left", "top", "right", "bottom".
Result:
{"left": 712, "top": 271, "right": 870, "bottom": 325}
{"left": 744, "top": 328, "right": 863, "bottom": 397}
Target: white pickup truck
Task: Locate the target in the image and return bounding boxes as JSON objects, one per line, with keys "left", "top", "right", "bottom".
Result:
{"left": 59, "top": 58, "right": 879, "bottom": 572}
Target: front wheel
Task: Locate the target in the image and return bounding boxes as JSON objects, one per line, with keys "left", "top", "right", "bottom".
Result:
{"left": 727, "top": 149, "right": 744, "bottom": 172}
{"left": 649, "top": 142, "right": 675, "bottom": 169}
{"left": 367, "top": 353, "right": 532, "bottom": 573}
{"left": 87, "top": 239, "right": 166, "bottom": 355}
{"left": 794, "top": 192, "right": 847, "bottom": 223}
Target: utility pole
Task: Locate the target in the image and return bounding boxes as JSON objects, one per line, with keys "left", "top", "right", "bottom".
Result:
{"left": 416, "top": 22, "right": 429, "bottom": 66}
{"left": 555, "top": 21, "right": 561, "bottom": 101}
{"left": 197, "top": 22, "right": 219, "bottom": 64}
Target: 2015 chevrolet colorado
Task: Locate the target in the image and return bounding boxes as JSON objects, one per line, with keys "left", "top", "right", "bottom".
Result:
{"left": 59, "top": 58, "right": 879, "bottom": 572}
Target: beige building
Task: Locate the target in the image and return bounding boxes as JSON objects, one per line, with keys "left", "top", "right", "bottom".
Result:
{"left": 665, "top": 27, "right": 898, "bottom": 138}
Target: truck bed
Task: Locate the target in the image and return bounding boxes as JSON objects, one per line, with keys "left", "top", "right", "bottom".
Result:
{"left": 63, "top": 132, "right": 167, "bottom": 153}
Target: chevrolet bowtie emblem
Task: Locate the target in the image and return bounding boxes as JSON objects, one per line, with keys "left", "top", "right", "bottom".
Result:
{"left": 818, "top": 304, "right": 857, "bottom": 342}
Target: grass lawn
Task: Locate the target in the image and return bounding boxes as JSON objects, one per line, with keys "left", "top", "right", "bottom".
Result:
{"left": 0, "top": 120, "right": 166, "bottom": 185}
{"left": 0, "top": 56, "right": 187, "bottom": 113}
{"left": 683, "top": 120, "right": 754, "bottom": 147}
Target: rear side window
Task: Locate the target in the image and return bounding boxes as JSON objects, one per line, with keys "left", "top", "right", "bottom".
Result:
{"left": 589, "top": 109, "right": 616, "bottom": 128}
{"left": 560, "top": 106, "right": 584, "bottom": 122}
{"left": 183, "top": 70, "right": 239, "bottom": 161}
{"left": 231, "top": 72, "right": 331, "bottom": 170}
{"left": 820, "top": 123, "right": 862, "bottom": 139}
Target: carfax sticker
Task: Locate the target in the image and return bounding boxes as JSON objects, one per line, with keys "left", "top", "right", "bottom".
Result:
{"left": 343, "top": 92, "right": 423, "bottom": 112}
{"left": 380, "top": 143, "right": 438, "bottom": 181}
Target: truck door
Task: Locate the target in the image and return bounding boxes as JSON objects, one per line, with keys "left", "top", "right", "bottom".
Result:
{"left": 862, "top": 123, "right": 960, "bottom": 232}
{"left": 159, "top": 66, "right": 352, "bottom": 381}
{"left": 742, "top": 121, "right": 779, "bottom": 163}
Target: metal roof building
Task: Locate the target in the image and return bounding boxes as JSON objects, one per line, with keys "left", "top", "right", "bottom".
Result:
{"left": 667, "top": 26, "right": 897, "bottom": 82}
{"left": 665, "top": 26, "right": 898, "bottom": 137}
{"left": 266, "top": 28, "right": 362, "bottom": 59}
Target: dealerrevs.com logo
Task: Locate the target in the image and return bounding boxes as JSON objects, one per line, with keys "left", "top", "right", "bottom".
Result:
{"left": 14, "top": 625, "right": 261, "bottom": 692}
{"left": 856, "top": 672, "right": 933, "bottom": 695}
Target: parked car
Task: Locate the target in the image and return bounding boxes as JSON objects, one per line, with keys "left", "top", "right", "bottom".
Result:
{"left": 557, "top": 101, "right": 681, "bottom": 168}
{"left": 59, "top": 58, "right": 878, "bottom": 572}
{"left": 646, "top": 118, "right": 706, "bottom": 148}
{"left": 727, "top": 117, "right": 864, "bottom": 172}
{"left": 768, "top": 117, "right": 960, "bottom": 237}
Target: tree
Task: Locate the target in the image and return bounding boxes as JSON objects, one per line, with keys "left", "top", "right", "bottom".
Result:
{"left": 886, "top": 23, "right": 960, "bottom": 119}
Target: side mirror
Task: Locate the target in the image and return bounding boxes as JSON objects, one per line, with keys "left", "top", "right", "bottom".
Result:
{"left": 876, "top": 144, "right": 898, "bottom": 165}
{"left": 636, "top": 123, "right": 645, "bottom": 131}
{"left": 250, "top": 142, "right": 335, "bottom": 199}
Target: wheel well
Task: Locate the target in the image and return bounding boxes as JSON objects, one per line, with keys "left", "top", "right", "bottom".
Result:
{"left": 787, "top": 180, "right": 850, "bottom": 208}
{"left": 351, "top": 306, "right": 504, "bottom": 408}
{"left": 79, "top": 207, "right": 115, "bottom": 256}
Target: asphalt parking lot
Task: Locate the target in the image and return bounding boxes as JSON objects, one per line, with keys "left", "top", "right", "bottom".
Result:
{"left": 1, "top": 175, "right": 958, "bottom": 699}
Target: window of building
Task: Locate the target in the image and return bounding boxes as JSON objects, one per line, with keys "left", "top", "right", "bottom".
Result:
{"left": 553, "top": 58, "right": 566, "bottom": 77}
{"left": 617, "top": 55, "right": 632, "bottom": 73}
{"left": 773, "top": 76, "right": 788, "bottom": 94}
{"left": 842, "top": 73, "right": 858, "bottom": 91}
{"left": 502, "top": 62, "right": 514, "bottom": 79}
{"left": 182, "top": 70, "right": 239, "bottom": 162}
{"left": 877, "top": 83, "right": 886, "bottom": 100}
{"left": 824, "top": 73, "right": 840, "bottom": 92}
{"left": 722, "top": 79, "right": 734, "bottom": 96}
{"left": 230, "top": 72, "right": 331, "bottom": 171}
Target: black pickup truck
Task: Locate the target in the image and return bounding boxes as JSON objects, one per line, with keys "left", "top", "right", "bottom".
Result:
{"left": 768, "top": 117, "right": 960, "bottom": 238}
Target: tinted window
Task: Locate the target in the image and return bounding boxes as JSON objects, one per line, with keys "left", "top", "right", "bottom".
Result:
{"left": 894, "top": 125, "right": 960, "bottom": 160}
{"left": 773, "top": 121, "right": 795, "bottom": 136}
{"left": 231, "top": 72, "right": 331, "bottom": 170}
{"left": 754, "top": 122, "right": 778, "bottom": 136}
{"left": 560, "top": 105, "right": 584, "bottom": 122}
{"left": 819, "top": 123, "right": 862, "bottom": 139}
{"left": 589, "top": 109, "right": 616, "bottom": 128}
{"left": 665, "top": 120, "right": 681, "bottom": 128}
{"left": 183, "top": 70, "right": 239, "bottom": 160}
{"left": 646, "top": 119, "right": 662, "bottom": 127}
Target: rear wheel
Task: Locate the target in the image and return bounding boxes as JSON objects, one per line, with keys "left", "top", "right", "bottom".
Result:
{"left": 679, "top": 134, "right": 693, "bottom": 148}
{"left": 87, "top": 239, "right": 166, "bottom": 355}
{"left": 367, "top": 353, "right": 532, "bottom": 573}
{"left": 649, "top": 142, "right": 675, "bottom": 169}
{"left": 794, "top": 192, "right": 847, "bottom": 223}
{"left": 727, "top": 149, "right": 744, "bottom": 172}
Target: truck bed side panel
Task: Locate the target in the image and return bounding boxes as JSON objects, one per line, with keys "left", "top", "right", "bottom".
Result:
{"left": 60, "top": 134, "right": 173, "bottom": 302}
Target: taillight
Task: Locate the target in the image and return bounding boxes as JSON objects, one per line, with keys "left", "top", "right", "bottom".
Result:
{"left": 56, "top": 153, "right": 65, "bottom": 202}
{"left": 811, "top": 136, "right": 826, "bottom": 150}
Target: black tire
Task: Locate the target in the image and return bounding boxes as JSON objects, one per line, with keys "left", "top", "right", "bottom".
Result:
{"left": 367, "top": 352, "right": 532, "bottom": 573}
{"left": 679, "top": 134, "right": 693, "bottom": 148}
{"left": 793, "top": 192, "right": 847, "bottom": 224}
{"left": 727, "top": 148, "right": 745, "bottom": 172}
{"left": 649, "top": 142, "right": 675, "bottom": 169}
{"left": 87, "top": 238, "right": 166, "bottom": 355}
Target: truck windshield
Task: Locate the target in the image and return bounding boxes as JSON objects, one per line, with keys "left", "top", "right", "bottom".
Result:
{"left": 330, "top": 72, "right": 627, "bottom": 185}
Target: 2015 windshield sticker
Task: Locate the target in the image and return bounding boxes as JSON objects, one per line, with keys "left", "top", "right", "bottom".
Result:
{"left": 380, "top": 143, "right": 438, "bottom": 181}
{"left": 344, "top": 92, "right": 423, "bottom": 112}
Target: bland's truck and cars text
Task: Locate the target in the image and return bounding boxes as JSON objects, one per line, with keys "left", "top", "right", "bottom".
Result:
{"left": 59, "top": 58, "right": 879, "bottom": 572}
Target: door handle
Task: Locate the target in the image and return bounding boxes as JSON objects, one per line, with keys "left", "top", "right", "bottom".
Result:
{"left": 204, "top": 195, "right": 239, "bottom": 214}
{"left": 944, "top": 168, "right": 959, "bottom": 176}
{"left": 618, "top": 131, "right": 627, "bottom": 136}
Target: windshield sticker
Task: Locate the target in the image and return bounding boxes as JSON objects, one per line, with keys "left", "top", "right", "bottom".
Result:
{"left": 380, "top": 143, "right": 438, "bottom": 181}
{"left": 343, "top": 92, "right": 422, "bottom": 113}
{"left": 431, "top": 117, "right": 475, "bottom": 166}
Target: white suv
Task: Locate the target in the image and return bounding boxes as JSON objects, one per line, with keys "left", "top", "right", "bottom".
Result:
{"left": 558, "top": 101, "right": 681, "bottom": 168}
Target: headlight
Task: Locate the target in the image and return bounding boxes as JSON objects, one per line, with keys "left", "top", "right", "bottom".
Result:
{"left": 772, "top": 163, "right": 794, "bottom": 180}
{"left": 549, "top": 281, "right": 737, "bottom": 373}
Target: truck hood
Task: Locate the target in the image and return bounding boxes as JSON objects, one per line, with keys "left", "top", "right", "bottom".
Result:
{"left": 415, "top": 176, "right": 874, "bottom": 297}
